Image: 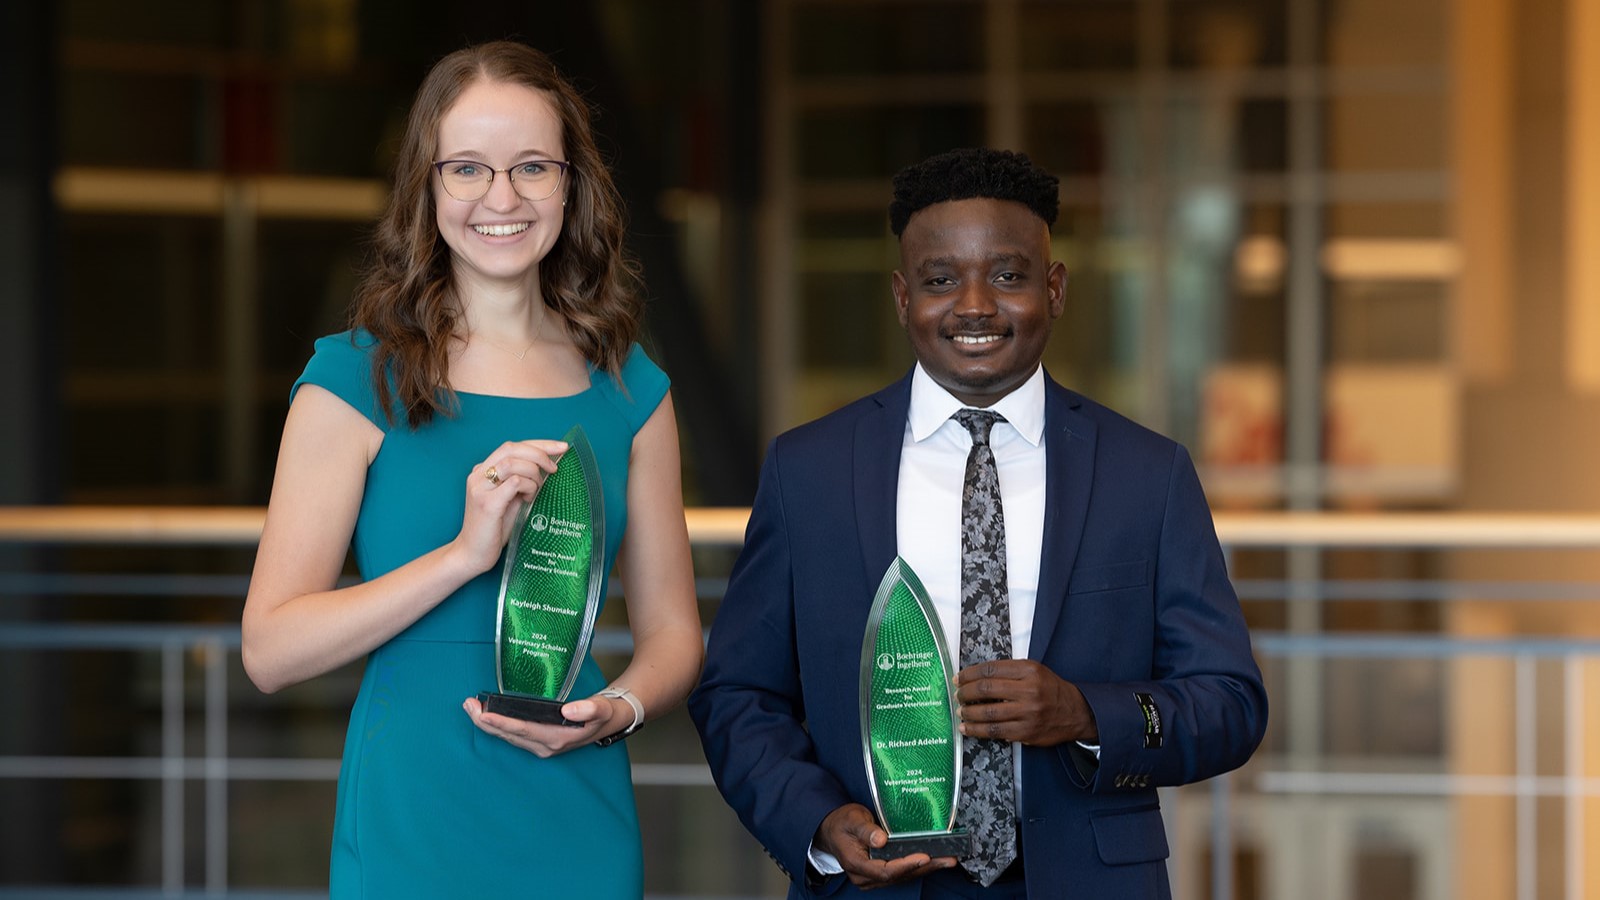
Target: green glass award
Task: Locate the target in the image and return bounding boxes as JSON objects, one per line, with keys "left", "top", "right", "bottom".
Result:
{"left": 861, "top": 557, "right": 972, "bottom": 860}
{"left": 476, "top": 425, "right": 604, "bottom": 725}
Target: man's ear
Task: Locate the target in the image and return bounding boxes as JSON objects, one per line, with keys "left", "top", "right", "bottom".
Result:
{"left": 1047, "top": 260, "right": 1068, "bottom": 319}
{"left": 891, "top": 270, "right": 911, "bottom": 326}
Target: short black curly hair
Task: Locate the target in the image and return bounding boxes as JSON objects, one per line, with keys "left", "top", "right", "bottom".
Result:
{"left": 889, "top": 147, "right": 1059, "bottom": 238}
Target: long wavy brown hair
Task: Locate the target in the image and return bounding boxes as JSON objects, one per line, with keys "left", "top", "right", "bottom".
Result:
{"left": 351, "top": 41, "right": 643, "bottom": 429}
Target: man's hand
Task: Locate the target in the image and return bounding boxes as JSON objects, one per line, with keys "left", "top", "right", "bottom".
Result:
{"left": 955, "top": 659, "right": 1097, "bottom": 746}
{"left": 814, "top": 803, "right": 956, "bottom": 889}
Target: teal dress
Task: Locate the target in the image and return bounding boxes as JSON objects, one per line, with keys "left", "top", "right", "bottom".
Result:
{"left": 292, "top": 330, "right": 668, "bottom": 898}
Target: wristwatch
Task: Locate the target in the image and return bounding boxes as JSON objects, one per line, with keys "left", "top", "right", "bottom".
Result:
{"left": 594, "top": 687, "right": 645, "bottom": 747}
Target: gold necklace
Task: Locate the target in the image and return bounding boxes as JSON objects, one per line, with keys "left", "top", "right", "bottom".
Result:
{"left": 473, "top": 302, "right": 547, "bottom": 361}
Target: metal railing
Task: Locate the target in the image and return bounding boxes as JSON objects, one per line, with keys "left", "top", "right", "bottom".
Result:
{"left": 4, "top": 507, "right": 1600, "bottom": 899}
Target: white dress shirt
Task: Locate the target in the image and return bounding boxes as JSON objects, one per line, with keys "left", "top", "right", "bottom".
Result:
{"left": 896, "top": 363, "right": 1046, "bottom": 666}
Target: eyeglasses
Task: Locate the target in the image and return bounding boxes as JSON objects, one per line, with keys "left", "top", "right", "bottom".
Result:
{"left": 432, "top": 159, "right": 571, "bottom": 202}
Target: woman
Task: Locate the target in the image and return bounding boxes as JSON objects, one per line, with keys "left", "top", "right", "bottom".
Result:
{"left": 242, "top": 41, "right": 702, "bottom": 897}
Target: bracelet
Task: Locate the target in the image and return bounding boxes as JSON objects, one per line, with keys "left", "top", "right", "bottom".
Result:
{"left": 594, "top": 687, "right": 645, "bottom": 747}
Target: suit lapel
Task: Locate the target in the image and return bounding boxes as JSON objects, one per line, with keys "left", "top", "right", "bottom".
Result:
{"left": 854, "top": 374, "right": 911, "bottom": 590}
{"left": 1030, "top": 375, "right": 1096, "bottom": 661}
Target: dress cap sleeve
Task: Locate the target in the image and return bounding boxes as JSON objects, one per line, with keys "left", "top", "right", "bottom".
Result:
{"left": 600, "top": 342, "right": 670, "bottom": 434}
{"left": 290, "top": 330, "right": 391, "bottom": 431}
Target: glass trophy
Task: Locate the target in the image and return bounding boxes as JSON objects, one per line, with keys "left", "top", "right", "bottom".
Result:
{"left": 860, "top": 557, "right": 972, "bottom": 860}
{"left": 476, "top": 425, "right": 604, "bottom": 725}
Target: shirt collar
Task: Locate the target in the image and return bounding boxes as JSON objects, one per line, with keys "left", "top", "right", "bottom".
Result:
{"left": 907, "top": 363, "right": 1047, "bottom": 446}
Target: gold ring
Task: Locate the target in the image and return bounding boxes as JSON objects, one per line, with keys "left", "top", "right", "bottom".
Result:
{"left": 485, "top": 466, "right": 502, "bottom": 485}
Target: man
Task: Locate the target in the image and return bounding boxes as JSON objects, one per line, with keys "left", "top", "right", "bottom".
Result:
{"left": 689, "top": 148, "right": 1267, "bottom": 898}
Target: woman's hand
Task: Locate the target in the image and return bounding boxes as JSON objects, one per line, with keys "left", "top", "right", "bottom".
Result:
{"left": 449, "top": 438, "right": 568, "bottom": 575}
{"left": 461, "top": 693, "right": 625, "bottom": 758}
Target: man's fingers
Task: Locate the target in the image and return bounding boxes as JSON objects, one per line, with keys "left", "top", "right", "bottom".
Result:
{"left": 957, "top": 658, "right": 1030, "bottom": 684}
{"left": 856, "top": 822, "right": 887, "bottom": 847}
{"left": 960, "top": 698, "right": 998, "bottom": 717}
{"left": 846, "top": 852, "right": 938, "bottom": 889}
{"left": 958, "top": 679, "right": 1028, "bottom": 706}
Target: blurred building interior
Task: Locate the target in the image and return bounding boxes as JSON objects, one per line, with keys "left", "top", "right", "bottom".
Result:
{"left": 3, "top": 0, "right": 1600, "bottom": 897}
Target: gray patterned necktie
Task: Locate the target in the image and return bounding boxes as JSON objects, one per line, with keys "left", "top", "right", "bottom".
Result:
{"left": 952, "top": 409, "right": 1017, "bottom": 886}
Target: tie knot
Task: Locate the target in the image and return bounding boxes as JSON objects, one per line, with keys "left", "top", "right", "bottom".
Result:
{"left": 953, "top": 409, "right": 1004, "bottom": 445}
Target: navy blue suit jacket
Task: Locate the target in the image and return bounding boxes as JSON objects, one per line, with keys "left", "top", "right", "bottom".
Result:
{"left": 688, "top": 371, "right": 1268, "bottom": 898}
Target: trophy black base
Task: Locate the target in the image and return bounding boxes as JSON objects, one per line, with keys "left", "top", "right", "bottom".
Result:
{"left": 869, "top": 830, "right": 972, "bottom": 861}
{"left": 476, "top": 691, "right": 580, "bottom": 726}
